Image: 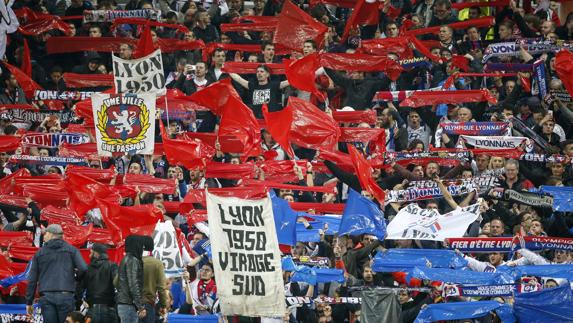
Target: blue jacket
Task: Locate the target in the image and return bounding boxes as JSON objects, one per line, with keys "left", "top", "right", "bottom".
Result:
{"left": 26, "top": 239, "right": 87, "bottom": 305}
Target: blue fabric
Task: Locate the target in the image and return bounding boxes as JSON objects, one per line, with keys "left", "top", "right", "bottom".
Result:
{"left": 282, "top": 257, "right": 297, "bottom": 272}
{"left": 314, "top": 268, "right": 345, "bottom": 283}
{"left": 270, "top": 190, "right": 298, "bottom": 245}
{"left": 372, "top": 249, "right": 468, "bottom": 273}
{"left": 288, "top": 263, "right": 344, "bottom": 285}
{"left": 339, "top": 189, "right": 386, "bottom": 240}
{"left": 0, "top": 261, "right": 31, "bottom": 288}
{"left": 307, "top": 214, "right": 342, "bottom": 234}
{"left": 538, "top": 186, "right": 573, "bottom": 212}
{"left": 407, "top": 267, "right": 514, "bottom": 285}
{"left": 497, "top": 264, "right": 573, "bottom": 282}
{"left": 291, "top": 266, "right": 317, "bottom": 285}
{"left": 168, "top": 314, "right": 219, "bottom": 322}
{"left": 296, "top": 222, "right": 321, "bottom": 242}
{"left": 414, "top": 301, "right": 515, "bottom": 323}
{"left": 170, "top": 280, "right": 186, "bottom": 309}
{"left": 0, "top": 304, "right": 38, "bottom": 314}
{"left": 514, "top": 284, "right": 573, "bottom": 323}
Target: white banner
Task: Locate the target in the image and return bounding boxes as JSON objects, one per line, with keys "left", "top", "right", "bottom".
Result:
{"left": 386, "top": 203, "right": 480, "bottom": 241}
{"left": 83, "top": 9, "right": 161, "bottom": 23}
{"left": 112, "top": 49, "right": 166, "bottom": 95}
{"left": 206, "top": 192, "right": 285, "bottom": 317}
{"left": 91, "top": 93, "right": 156, "bottom": 156}
{"left": 152, "top": 222, "right": 185, "bottom": 277}
{"left": 458, "top": 135, "right": 529, "bottom": 150}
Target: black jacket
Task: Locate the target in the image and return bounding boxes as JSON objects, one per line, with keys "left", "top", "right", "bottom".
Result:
{"left": 26, "top": 239, "right": 87, "bottom": 305}
{"left": 324, "top": 68, "right": 389, "bottom": 110}
{"left": 116, "top": 253, "right": 145, "bottom": 311}
{"left": 81, "top": 255, "right": 118, "bottom": 306}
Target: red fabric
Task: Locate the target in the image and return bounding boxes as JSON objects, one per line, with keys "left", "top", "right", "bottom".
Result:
{"left": 332, "top": 109, "right": 377, "bottom": 124}
{"left": 0, "top": 256, "right": 14, "bottom": 278}
{"left": 134, "top": 23, "right": 156, "bottom": 58}
{"left": 262, "top": 104, "right": 295, "bottom": 158}
{"left": 0, "top": 231, "right": 33, "bottom": 248}
{"left": 400, "top": 90, "right": 497, "bottom": 107}
{"left": 222, "top": 62, "right": 285, "bottom": 74}
{"left": 161, "top": 122, "right": 216, "bottom": 169}
{"left": 66, "top": 173, "right": 121, "bottom": 217}
{"left": 58, "top": 142, "right": 99, "bottom": 159}
{"left": 241, "top": 179, "right": 337, "bottom": 193}
{"left": 0, "top": 195, "right": 28, "bottom": 209}
{"left": 341, "top": 0, "right": 380, "bottom": 42}
{"left": 188, "top": 79, "right": 235, "bottom": 116}
{"left": 2, "top": 62, "right": 43, "bottom": 98}
{"left": 340, "top": 127, "right": 385, "bottom": 143}
{"left": 407, "top": 36, "right": 442, "bottom": 62}
{"left": 289, "top": 202, "right": 346, "bottom": 214}
{"left": 123, "top": 173, "right": 176, "bottom": 194}
{"left": 46, "top": 37, "right": 138, "bottom": 54}
{"left": 22, "top": 184, "right": 68, "bottom": 208}
{"left": 358, "top": 37, "right": 414, "bottom": 59}
{"left": 7, "top": 245, "right": 38, "bottom": 261}
{"left": 320, "top": 53, "right": 404, "bottom": 81}
{"left": 21, "top": 39, "right": 32, "bottom": 77}
{"left": 65, "top": 165, "right": 116, "bottom": 182}
{"left": 202, "top": 43, "right": 290, "bottom": 61}
{"left": 259, "top": 160, "right": 309, "bottom": 183}
{"left": 0, "top": 169, "right": 30, "bottom": 194}
{"left": 0, "top": 136, "right": 21, "bottom": 152}
{"left": 98, "top": 199, "right": 163, "bottom": 245}
{"left": 309, "top": 0, "right": 355, "bottom": 8}
{"left": 555, "top": 50, "right": 573, "bottom": 97}
{"left": 442, "top": 72, "right": 517, "bottom": 90}
{"left": 450, "top": 55, "right": 470, "bottom": 72}
{"left": 520, "top": 73, "right": 531, "bottom": 93}
{"left": 220, "top": 20, "right": 277, "bottom": 32}
{"left": 348, "top": 145, "right": 386, "bottom": 202}
{"left": 180, "top": 132, "right": 243, "bottom": 154}
{"left": 18, "top": 16, "right": 72, "bottom": 36}
{"left": 205, "top": 162, "right": 255, "bottom": 179}
{"left": 318, "top": 149, "right": 354, "bottom": 172}
{"left": 285, "top": 53, "right": 325, "bottom": 101}
{"left": 61, "top": 223, "right": 93, "bottom": 247}
{"left": 154, "top": 39, "right": 205, "bottom": 53}
{"left": 41, "top": 206, "right": 82, "bottom": 225}
{"left": 405, "top": 17, "right": 495, "bottom": 36}
{"left": 63, "top": 73, "right": 114, "bottom": 88}
{"left": 274, "top": 0, "right": 328, "bottom": 51}
{"left": 13, "top": 175, "right": 63, "bottom": 194}
{"left": 0, "top": 104, "right": 37, "bottom": 110}
{"left": 286, "top": 97, "right": 341, "bottom": 152}
{"left": 112, "top": 18, "right": 189, "bottom": 33}
{"left": 187, "top": 210, "right": 208, "bottom": 226}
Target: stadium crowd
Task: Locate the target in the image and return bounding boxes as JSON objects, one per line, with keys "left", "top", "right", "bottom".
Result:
{"left": 1, "top": 0, "right": 573, "bottom": 322}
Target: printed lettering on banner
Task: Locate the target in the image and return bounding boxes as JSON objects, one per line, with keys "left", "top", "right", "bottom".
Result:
{"left": 91, "top": 93, "right": 156, "bottom": 156}
{"left": 386, "top": 203, "right": 480, "bottom": 241}
{"left": 113, "top": 49, "right": 166, "bottom": 95}
{"left": 153, "top": 222, "right": 185, "bottom": 277}
{"left": 206, "top": 192, "right": 285, "bottom": 317}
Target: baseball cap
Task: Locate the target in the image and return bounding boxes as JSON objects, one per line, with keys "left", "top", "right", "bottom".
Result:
{"left": 44, "top": 224, "right": 63, "bottom": 235}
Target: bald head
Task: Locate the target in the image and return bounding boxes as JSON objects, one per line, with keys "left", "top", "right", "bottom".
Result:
{"left": 457, "top": 107, "right": 472, "bottom": 122}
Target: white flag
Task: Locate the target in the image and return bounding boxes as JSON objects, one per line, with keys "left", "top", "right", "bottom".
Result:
{"left": 112, "top": 49, "right": 166, "bottom": 96}
{"left": 153, "top": 221, "right": 185, "bottom": 278}
{"left": 386, "top": 203, "right": 480, "bottom": 241}
{"left": 206, "top": 192, "right": 285, "bottom": 317}
{"left": 91, "top": 93, "right": 156, "bottom": 156}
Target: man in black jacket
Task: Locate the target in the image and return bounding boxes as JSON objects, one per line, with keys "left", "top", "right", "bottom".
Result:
{"left": 80, "top": 243, "right": 118, "bottom": 323}
{"left": 117, "top": 235, "right": 146, "bottom": 323}
{"left": 26, "top": 224, "right": 88, "bottom": 322}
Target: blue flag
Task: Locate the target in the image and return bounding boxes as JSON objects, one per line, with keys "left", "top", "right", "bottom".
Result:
{"left": 270, "top": 190, "right": 298, "bottom": 245}
{"left": 415, "top": 301, "right": 515, "bottom": 323}
{"left": 407, "top": 266, "right": 513, "bottom": 285}
{"left": 372, "top": 249, "right": 467, "bottom": 273}
{"left": 339, "top": 189, "right": 386, "bottom": 240}
{"left": 0, "top": 261, "right": 31, "bottom": 288}
{"left": 537, "top": 186, "right": 573, "bottom": 212}
{"left": 514, "top": 284, "right": 573, "bottom": 323}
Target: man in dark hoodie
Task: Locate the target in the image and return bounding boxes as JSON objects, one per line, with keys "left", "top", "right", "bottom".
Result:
{"left": 26, "top": 224, "right": 88, "bottom": 322}
{"left": 117, "top": 235, "right": 146, "bottom": 323}
{"left": 80, "top": 243, "right": 118, "bottom": 323}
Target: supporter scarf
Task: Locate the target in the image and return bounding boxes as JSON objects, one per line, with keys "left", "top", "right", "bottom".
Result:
{"left": 205, "top": 162, "right": 255, "bottom": 179}
{"left": 22, "top": 133, "right": 89, "bottom": 148}
{"left": 6, "top": 109, "right": 75, "bottom": 123}
{"left": 408, "top": 175, "right": 498, "bottom": 192}
{"left": 63, "top": 73, "right": 114, "bottom": 88}
{"left": 484, "top": 63, "right": 534, "bottom": 72}
{"left": 482, "top": 39, "right": 573, "bottom": 63}
{"left": 286, "top": 296, "right": 362, "bottom": 306}
{"left": 122, "top": 173, "right": 176, "bottom": 194}
{"left": 0, "top": 136, "right": 21, "bottom": 152}
{"left": 111, "top": 18, "right": 189, "bottom": 33}
{"left": 399, "top": 57, "right": 432, "bottom": 69}
{"left": 46, "top": 37, "right": 137, "bottom": 54}
{"left": 33, "top": 90, "right": 95, "bottom": 101}
{"left": 504, "top": 189, "right": 554, "bottom": 208}
{"left": 339, "top": 127, "right": 384, "bottom": 143}
{"left": 332, "top": 110, "right": 377, "bottom": 124}
{"left": 443, "top": 284, "right": 515, "bottom": 298}
{"left": 222, "top": 62, "right": 285, "bottom": 74}
{"left": 202, "top": 43, "right": 290, "bottom": 61}
{"left": 220, "top": 20, "right": 277, "bottom": 32}
{"left": 320, "top": 53, "right": 403, "bottom": 81}
{"left": 9, "top": 155, "right": 87, "bottom": 166}
{"left": 18, "top": 15, "right": 72, "bottom": 36}
{"left": 555, "top": 50, "right": 573, "bottom": 97}
{"left": 533, "top": 60, "right": 548, "bottom": 99}
{"left": 65, "top": 165, "right": 116, "bottom": 182}
{"left": 0, "top": 195, "right": 28, "bottom": 209}
{"left": 510, "top": 117, "right": 551, "bottom": 150}
{"left": 180, "top": 132, "right": 242, "bottom": 154}
{"left": 447, "top": 236, "right": 573, "bottom": 252}
{"left": 458, "top": 135, "right": 528, "bottom": 150}
{"left": 0, "top": 104, "right": 37, "bottom": 111}
{"left": 83, "top": 9, "right": 161, "bottom": 23}
{"left": 258, "top": 160, "right": 310, "bottom": 182}
{"left": 405, "top": 17, "right": 494, "bottom": 37}
{"left": 386, "top": 182, "right": 476, "bottom": 203}
{"left": 240, "top": 179, "right": 336, "bottom": 194}
{"left": 274, "top": 1, "right": 328, "bottom": 51}
{"left": 358, "top": 37, "right": 414, "bottom": 59}
{"left": 442, "top": 72, "right": 518, "bottom": 90}
{"left": 400, "top": 90, "right": 497, "bottom": 107}
{"left": 441, "top": 122, "right": 509, "bottom": 136}
{"left": 384, "top": 151, "right": 470, "bottom": 164}
{"left": 519, "top": 153, "right": 573, "bottom": 164}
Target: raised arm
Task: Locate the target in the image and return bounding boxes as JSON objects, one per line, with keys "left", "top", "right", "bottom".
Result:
{"left": 229, "top": 73, "right": 249, "bottom": 89}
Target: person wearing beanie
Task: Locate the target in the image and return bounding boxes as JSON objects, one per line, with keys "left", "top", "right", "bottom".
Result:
{"left": 117, "top": 235, "right": 147, "bottom": 323}
{"left": 140, "top": 236, "right": 168, "bottom": 323}
{"left": 80, "top": 243, "right": 118, "bottom": 323}
{"left": 26, "top": 224, "right": 88, "bottom": 322}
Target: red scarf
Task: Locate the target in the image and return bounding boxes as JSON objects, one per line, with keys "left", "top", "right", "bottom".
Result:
{"left": 197, "top": 279, "right": 217, "bottom": 305}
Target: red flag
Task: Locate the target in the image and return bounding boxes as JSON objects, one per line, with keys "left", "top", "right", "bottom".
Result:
{"left": 189, "top": 79, "right": 236, "bottom": 116}
{"left": 97, "top": 199, "right": 163, "bottom": 244}
{"left": 0, "top": 255, "right": 14, "bottom": 279}
{"left": 320, "top": 53, "right": 404, "bottom": 81}
{"left": 66, "top": 173, "right": 121, "bottom": 217}
{"left": 555, "top": 50, "right": 573, "bottom": 97}
{"left": 273, "top": 0, "right": 328, "bottom": 51}
{"left": 400, "top": 90, "right": 497, "bottom": 107}
{"left": 262, "top": 104, "right": 296, "bottom": 158}
{"left": 348, "top": 145, "right": 385, "bottom": 203}
{"left": 21, "top": 39, "right": 32, "bottom": 77}
{"left": 0, "top": 136, "right": 21, "bottom": 153}
{"left": 450, "top": 55, "right": 470, "bottom": 72}
{"left": 0, "top": 169, "right": 30, "bottom": 194}
{"left": 205, "top": 162, "right": 255, "bottom": 179}
{"left": 219, "top": 90, "right": 262, "bottom": 159}
{"left": 285, "top": 53, "right": 326, "bottom": 101}
{"left": 358, "top": 37, "right": 414, "bottom": 59}
{"left": 160, "top": 122, "right": 216, "bottom": 169}
{"left": 122, "top": 173, "right": 177, "bottom": 194}
{"left": 259, "top": 160, "right": 309, "bottom": 183}
{"left": 286, "top": 97, "right": 341, "bottom": 151}
{"left": 339, "top": 127, "right": 385, "bottom": 143}
{"left": 341, "top": 0, "right": 379, "bottom": 42}
{"left": 133, "top": 22, "right": 156, "bottom": 59}
{"left": 41, "top": 206, "right": 82, "bottom": 225}
{"left": 2, "top": 62, "right": 43, "bottom": 98}
{"left": 63, "top": 73, "right": 114, "bottom": 88}
{"left": 65, "top": 165, "right": 116, "bottom": 182}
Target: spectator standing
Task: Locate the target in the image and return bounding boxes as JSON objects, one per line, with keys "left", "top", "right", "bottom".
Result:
{"left": 117, "top": 235, "right": 147, "bottom": 323}
{"left": 26, "top": 224, "right": 88, "bottom": 323}
{"left": 141, "top": 236, "right": 168, "bottom": 323}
